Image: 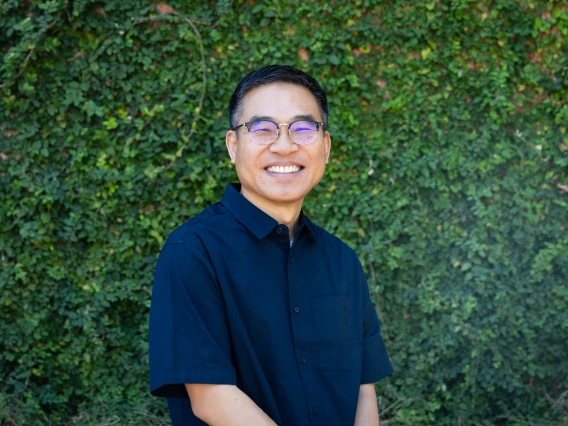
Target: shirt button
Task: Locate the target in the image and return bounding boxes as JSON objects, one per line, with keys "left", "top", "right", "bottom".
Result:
{"left": 313, "top": 407, "right": 319, "bottom": 416}
{"left": 277, "top": 228, "right": 282, "bottom": 234}
{"left": 289, "top": 258, "right": 292, "bottom": 264}
{"left": 294, "top": 306, "right": 300, "bottom": 313}
{"left": 301, "top": 357, "right": 307, "bottom": 364}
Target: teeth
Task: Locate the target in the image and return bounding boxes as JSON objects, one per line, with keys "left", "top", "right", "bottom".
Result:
{"left": 267, "top": 165, "right": 301, "bottom": 173}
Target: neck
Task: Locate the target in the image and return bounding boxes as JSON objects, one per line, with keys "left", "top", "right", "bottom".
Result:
{"left": 240, "top": 187, "right": 302, "bottom": 241}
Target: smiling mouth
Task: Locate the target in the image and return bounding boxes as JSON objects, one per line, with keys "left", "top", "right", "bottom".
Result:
{"left": 265, "top": 165, "right": 304, "bottom": 174}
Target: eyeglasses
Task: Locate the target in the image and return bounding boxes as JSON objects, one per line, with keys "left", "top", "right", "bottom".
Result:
{"left": 232, "top": 120, "right": 324, "bottom": 145}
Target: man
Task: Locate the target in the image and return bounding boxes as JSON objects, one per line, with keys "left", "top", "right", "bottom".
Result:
{"left": 149, "top": 65, "right": 393, "bottom": 426}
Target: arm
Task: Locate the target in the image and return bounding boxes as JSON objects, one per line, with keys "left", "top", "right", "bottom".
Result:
{"left": 150, "top": 243, "right": 236, "bottom": 400}
{"left": 355, "top": 256, "right": 392, "bottom": 425}
{"left": 354, "top": 384, "right": 379, "bottom": 426}
{"left": 186, "top": 384, "right": 278, "bottom": 426}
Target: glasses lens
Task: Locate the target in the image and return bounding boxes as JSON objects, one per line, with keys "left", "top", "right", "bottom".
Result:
{"left": 290, "top": 121, "right": 318, "bottom": 144}
{"left": 249, "top": 121, "right": 278, "bottom": 144}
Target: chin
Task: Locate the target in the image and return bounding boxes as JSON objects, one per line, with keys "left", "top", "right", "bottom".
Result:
{"left": 265, "top": 188, "right": 308, "bottom": 203}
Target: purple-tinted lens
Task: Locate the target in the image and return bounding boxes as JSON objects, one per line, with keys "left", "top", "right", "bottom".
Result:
{"left": 290, "top": 121, "right": 318, "bottom": 144}
{"left": 250, "top": 121, "right": 278, "bottom": 144}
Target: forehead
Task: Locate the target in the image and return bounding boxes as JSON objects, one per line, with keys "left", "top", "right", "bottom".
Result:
{"left": 240, "top": 82, "right": 321, "bottom": 121}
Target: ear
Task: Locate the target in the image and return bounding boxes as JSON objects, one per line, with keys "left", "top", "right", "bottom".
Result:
{"left": 324, "top": 130, "right": 331, "bottom": 164}
{"left": 226, "top": 130, "right": 238, "bottom": 164}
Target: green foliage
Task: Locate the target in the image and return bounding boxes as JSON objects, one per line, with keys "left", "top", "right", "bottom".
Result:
{"left": 1, "top": 0, "right": 567, "bottom": 424}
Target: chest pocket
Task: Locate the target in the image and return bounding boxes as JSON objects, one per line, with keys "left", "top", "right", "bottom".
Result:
{"left": 310, "top": 295, "right": 362, "bottom": 371}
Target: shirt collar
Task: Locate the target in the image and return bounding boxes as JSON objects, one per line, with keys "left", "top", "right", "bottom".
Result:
{"left": 221, "top": 183, "right": 277, "bottom": 239}
{"left": 299, "top": 210, "right": 321, "bottom": 245}
{"left": 221, "top": 183, "right": 320, "bottom": 244}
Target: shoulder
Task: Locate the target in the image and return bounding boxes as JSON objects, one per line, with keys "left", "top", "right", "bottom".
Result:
{"left": 307, "top": 220, "right": 361, "bottom": 267}
{"left": 163, "top": 202, "right": 230, "bottom": 250}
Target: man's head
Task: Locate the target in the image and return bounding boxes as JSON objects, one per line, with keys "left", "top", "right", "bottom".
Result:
{"left": 226, "top": 65, "right": 331, "bottom": 211}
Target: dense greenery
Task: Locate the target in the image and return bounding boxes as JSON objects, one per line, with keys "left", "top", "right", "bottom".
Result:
{"left": 1, "top": 0, "right": 567, "bottom": 424}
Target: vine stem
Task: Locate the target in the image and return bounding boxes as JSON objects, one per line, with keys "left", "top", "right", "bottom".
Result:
{"left": 160, "top": 10, "right": 208, "bottom": 174}
{"left": 0, "top": 19, "right": 57, "bottom": 89}
{"left": 132, "top": 7, "right": 208, "bottom": 176}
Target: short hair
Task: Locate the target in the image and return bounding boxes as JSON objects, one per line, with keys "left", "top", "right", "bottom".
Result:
{"left": 228, "top": 65, "right": 328, "bottom": 131}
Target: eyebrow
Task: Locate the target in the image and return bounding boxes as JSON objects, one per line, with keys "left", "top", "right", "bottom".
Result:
{"left": 247, "top": 114, "right": 317, "bottom": 123}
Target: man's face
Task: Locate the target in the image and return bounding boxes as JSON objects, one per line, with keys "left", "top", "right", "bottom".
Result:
{"left": 226, "top": 82, "right": 331, "bottom": 208}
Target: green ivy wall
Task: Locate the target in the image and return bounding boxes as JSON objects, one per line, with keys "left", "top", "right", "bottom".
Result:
{"left": 1, "top": 0, "right": 567, "bottom": 424}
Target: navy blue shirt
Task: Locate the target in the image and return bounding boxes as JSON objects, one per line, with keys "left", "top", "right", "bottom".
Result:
{"left": 149, "top": 183, "right": 393, "bottom": 425}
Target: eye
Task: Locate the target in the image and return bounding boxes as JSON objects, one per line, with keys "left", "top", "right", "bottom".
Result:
{"left": 291, "top": 121, "right": 318, "bottom": 132}
{"left": 250, "top": 121, "right": 277, "bottom": 133}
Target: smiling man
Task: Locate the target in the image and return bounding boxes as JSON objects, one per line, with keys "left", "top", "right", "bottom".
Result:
{"left": 149, "top": 65, "right": 393, "bottom": 426}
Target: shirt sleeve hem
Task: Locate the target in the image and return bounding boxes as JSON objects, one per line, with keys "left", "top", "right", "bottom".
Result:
{"left": 360, "top": 365, "right": 394, "bottom": 384}
{"left": 151, "top": 370, "right": 237, "bottom": 397}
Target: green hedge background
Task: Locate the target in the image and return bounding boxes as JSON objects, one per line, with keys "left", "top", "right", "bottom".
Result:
{"left": 1, "top": 0, "right": 567, "bottom": 424}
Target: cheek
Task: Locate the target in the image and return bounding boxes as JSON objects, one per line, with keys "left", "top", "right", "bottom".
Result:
{"left": 311, "top": 143, "right": 329, "bottom": 166}
{"left": 236, "top": 144, "right": 262, "bottom": 172}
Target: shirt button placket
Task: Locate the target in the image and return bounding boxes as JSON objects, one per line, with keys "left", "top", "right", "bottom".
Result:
{"left": 287, "top": 243, "right": 319, "bottom": 424}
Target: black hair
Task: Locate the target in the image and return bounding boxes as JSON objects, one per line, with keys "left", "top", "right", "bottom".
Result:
{"left": 228, "top": 65, "right": 328, "bottom": 131}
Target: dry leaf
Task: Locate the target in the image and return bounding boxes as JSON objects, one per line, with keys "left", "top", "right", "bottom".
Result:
{"left": 298, "top": 48, "right": 309, "bottom": 62}
{"left": 375, "top": 79, "right": 386, "bottom": 89}
{"left": 157, "top": 3, "right": 174, "bottom": 14}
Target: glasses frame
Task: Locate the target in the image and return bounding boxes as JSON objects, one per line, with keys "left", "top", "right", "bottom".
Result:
{"left": 232, "top": 119, "right": 325, "bottom": 145}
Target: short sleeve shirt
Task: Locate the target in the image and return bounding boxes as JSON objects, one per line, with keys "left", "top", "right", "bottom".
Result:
{"left": 149, "top": 183, "right": 393, "bottom": 426}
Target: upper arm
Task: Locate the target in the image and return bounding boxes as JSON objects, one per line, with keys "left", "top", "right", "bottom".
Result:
{"left": 149, "top": 241, "right": 236, "bottom": 397}
{"left": 184, "top": 383, "right": 219, "bottom": 419}
{"left": 357, "top": 257, "right": 394, "bottom": 384}
{"left": 355, "top": 384, "right": 379, "bottom": 426}
{"left": 359, "top": 383, "right": 376, "bottom": 397}
{"left": 184, "top": 383, "right": 278, "bottom": 425}
{"left": 185, "top": 383, "right": 232, "bottom": 421}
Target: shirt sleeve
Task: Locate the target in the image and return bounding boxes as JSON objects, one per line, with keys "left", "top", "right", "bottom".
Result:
{"left": 149, "top": 241, "right": 236, "bottom": 397}
{"left": 358, "top": 262, "right": 393, "bottom": 384}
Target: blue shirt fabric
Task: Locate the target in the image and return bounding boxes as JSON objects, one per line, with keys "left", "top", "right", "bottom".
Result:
{"left": 149, "top": 183, "right": 393, "bottom": 426}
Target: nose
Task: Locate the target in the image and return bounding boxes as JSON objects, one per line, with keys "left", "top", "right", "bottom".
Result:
{"left": 269, "top": 124, "right": 298, "bottom": 155}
